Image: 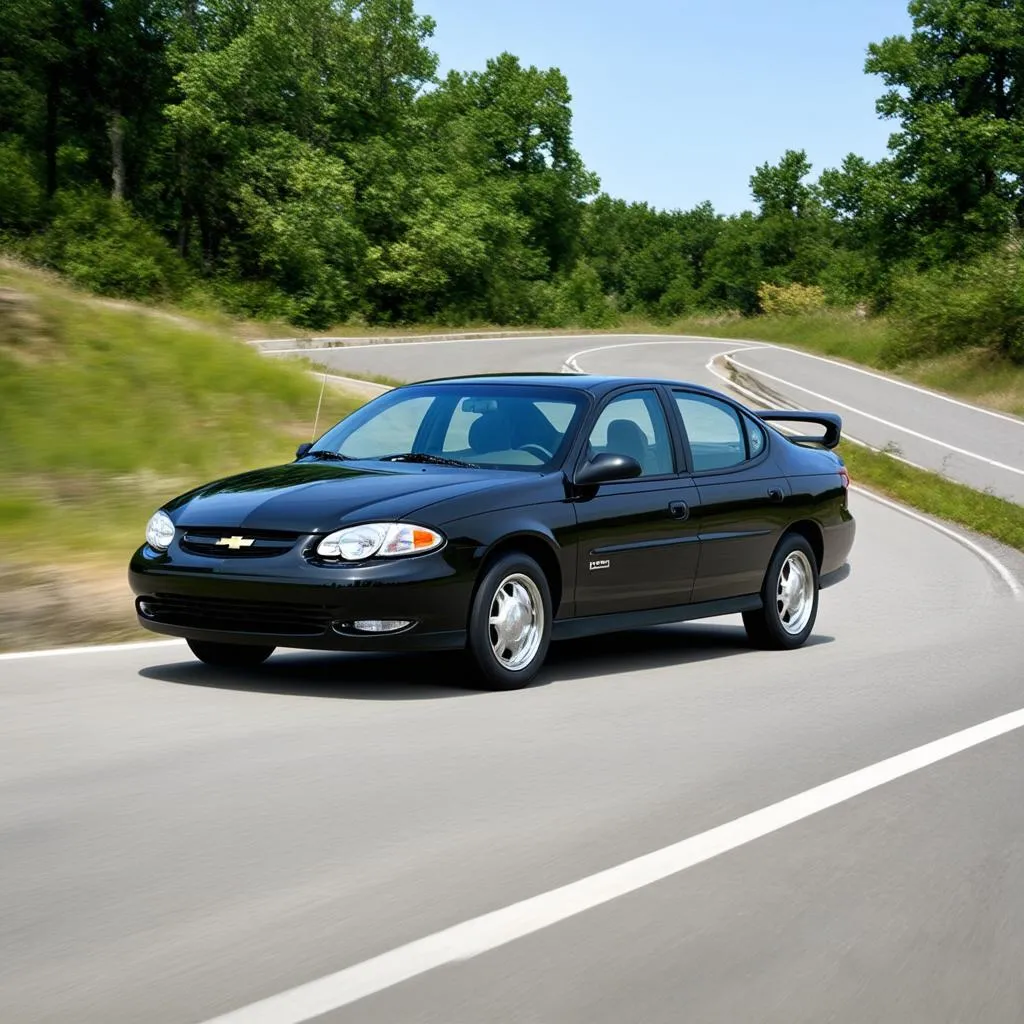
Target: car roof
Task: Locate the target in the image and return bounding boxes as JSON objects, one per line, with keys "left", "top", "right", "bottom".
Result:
{"left": 399, "top": 371, "right": 725, "bottom": 399}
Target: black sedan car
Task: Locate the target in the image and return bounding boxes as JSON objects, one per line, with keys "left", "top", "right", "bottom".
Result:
{"left": 130, "top": 373, "right": 854, "bottom": 689}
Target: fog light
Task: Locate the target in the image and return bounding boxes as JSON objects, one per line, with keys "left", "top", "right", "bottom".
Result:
{"left": 353, "top": 619, "right": 411, "bottom": 633}
{"left": 138, "top": 600, "right": 155, "bottom": 617}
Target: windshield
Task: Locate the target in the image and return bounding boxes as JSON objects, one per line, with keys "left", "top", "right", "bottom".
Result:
{"left": 308, "top": 383, "right": 588, "bottom": 471}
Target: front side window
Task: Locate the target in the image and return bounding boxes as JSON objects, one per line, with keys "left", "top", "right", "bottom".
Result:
{"left": 310, "top": 385, "right": 587, "bottom": 471}
{"left": 674, "top": 392, "right": 749, "bottom": 471}
{"left": 586, "top": 390, "right": 674, "bottom": 476}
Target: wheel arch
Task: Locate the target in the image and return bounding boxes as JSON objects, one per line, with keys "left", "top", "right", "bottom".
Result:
{"left": 477, "top": 531, "right": 564, "bottom": 617}
{"left": 781, "top": 519, "right": 825, "bottom": 573}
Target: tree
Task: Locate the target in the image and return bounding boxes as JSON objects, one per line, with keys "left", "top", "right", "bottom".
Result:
{"left": 866, "top": 0, "right": 1024, "bottom": 256}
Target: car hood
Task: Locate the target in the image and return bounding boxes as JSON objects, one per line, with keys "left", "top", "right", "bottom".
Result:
{"left": 166, "top": 461, "right": 512, "bottom": 533}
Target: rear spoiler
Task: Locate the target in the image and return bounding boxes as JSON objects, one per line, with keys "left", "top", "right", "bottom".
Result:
{"left": 754, "top": 410, "right": 842, "bottom": 450}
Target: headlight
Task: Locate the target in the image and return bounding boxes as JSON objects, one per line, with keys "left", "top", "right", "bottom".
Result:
{"left": 316, "top": 523, "right": 444, "bottom": 561}
{"left": 145, "top": 510, "right": 175, "bottom": 551}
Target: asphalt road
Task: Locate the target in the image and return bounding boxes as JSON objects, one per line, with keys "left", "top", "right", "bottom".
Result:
{"left": 282, "top": 332, "right": 1024, "bottom": 503}
{"left": 3, "top": 335, "right": 1024, "bottom": 1023}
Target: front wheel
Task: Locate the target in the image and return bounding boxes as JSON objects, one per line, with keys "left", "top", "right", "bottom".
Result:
{"left": 187, "top": 639, "right": 275, "bottom": 669}
{"left": 743, "top": 534, "right": 819, "bottom": 650}
{"left": 466, "top": 553, "right": 553, "bottom": 690}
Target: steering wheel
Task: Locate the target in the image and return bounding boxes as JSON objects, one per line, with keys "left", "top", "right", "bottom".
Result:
{"left": 516, "top": 443, "right": 553, "bottom": 462}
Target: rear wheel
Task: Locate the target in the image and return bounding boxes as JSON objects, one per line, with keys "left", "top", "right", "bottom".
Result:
{"left": 187, "top": 639, "right": 275, "bottom": 669}
{"left": 743, "top": 534, "right": 819, "bottom": 649}
{"left": 466, "top": 553, "right": 552, "bottom": 690}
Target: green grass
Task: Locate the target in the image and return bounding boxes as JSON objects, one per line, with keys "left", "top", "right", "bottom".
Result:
{"left": 840, "top": 442, "right": 1024, "bottom": 552}
{"left": 661, "top": 310, "right": 892, "bottom": 366}
{"left": 0, "top": 264, "right": 363, "bottom": 649}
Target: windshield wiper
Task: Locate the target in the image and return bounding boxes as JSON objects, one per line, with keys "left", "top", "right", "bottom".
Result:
{"left": 305, "top": 449, "right": 353, "bottom": 461}
{"left": 380, "top": 452, "right": 476, "bottom": 468}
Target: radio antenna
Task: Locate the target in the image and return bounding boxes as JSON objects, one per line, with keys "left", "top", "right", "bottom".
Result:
{"left": 311, "top": 370, "right": 328, "bottom": 442}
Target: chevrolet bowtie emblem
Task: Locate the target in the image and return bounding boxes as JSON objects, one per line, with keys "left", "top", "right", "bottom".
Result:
{"left": 216, "top": 536, "right": 255, "bottom": 550}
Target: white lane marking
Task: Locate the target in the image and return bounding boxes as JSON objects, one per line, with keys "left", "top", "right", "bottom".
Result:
{"left": 751, "top": 344, "right": 1024, "bottom": 429}
{"left": 306, "top": 370, "right": 391, "bottom": 393}
{"left": 0, "top": 638, "right": 185, "bottom": 662}
{"left": 703, "top": 353, "right": 934, "bottom": 473}
{"left": 278, "top": 334, "right": 763, "bottom": 356}
{"left": 580, "top": 342, "right": 1024, "bottom": 601}
{"left": 850, "top": 487, "right": 1023, "bottom": 598}
{"left": 274, "top": 330, "right": 1024, "bottom": 429}
{"left": 561, "top": 338, "right": 755, "bottom": 375}
{"left": 276, "top": 333, "right": 682, "bottom": 354}
{"left": 702, "top": 353, "right": 1024, "bottom": 600}
{"left": 198, "top": 706, "right": 1024, "bottom": 1024}
{"left": 727, "top": 354, "right": 1024, "bottom": 479}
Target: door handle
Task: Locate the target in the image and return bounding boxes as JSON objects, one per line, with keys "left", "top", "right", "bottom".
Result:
{"left": 767, "top": 487, "right": 784, "bottom": 503}
{"left": 668, "top": 501, "right": 689, "bottom": 520}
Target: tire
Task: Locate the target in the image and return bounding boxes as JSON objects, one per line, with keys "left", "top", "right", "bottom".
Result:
{"left": 466, "top": 552, "right": 553, "bottom": 690}
{"left": 742, "top": 533, "right": 819, "bottom": 650}
{"left": 187, "top": 639, "right": 275, "bottom": 668}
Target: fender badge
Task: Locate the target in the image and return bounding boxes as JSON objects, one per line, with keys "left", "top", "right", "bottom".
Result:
{"left": 589, "top": 559, "right": 611, "bottom": 571}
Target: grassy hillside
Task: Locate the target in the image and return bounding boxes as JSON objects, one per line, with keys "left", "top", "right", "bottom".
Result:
{"left": 0, "top": 263, "right": 360, "bottom": 650}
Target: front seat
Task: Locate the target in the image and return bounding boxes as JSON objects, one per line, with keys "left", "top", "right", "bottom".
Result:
{"left": 468, "top": 411, "right": 513, "bottom": 455}
{"left": 605, "top": 418, "right": 650, "bottom": 473}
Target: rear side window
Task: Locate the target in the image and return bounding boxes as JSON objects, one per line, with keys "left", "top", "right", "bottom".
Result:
{"left": 673, "top": 392, "right": 748, "bottom": 471}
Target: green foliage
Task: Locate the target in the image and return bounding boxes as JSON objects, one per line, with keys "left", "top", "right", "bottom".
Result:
{"left": 540, "top": 260, "right": 618, "bottom": 328}
{"left": 757, "top": 281, "right": 827, "bottom": 316}
{"left": 865, "top": 0, "right": 1024, "bottom": 255}
{"left": 887, "top": 245, "right": 1024, "bottom": 364}
{"left": 0, "top": 138, "right": 43, "bottom": 229}
{"left": 5, "top": 0, "right": 1024, "bottom": 356}
{"left": 33, "top": 187, "right": 190, "bottom": 300}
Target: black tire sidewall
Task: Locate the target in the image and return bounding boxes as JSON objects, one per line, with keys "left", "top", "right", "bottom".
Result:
{"left": 467, "top": 553, "right": 553, "bottom": 690}
{"left": 758, "top": 534, "right": 819, "bottom": 649}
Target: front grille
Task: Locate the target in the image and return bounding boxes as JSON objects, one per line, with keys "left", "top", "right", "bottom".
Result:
{"left": 139, "top": 594, "right": 331, "bottom": 636}
{"left": 180, "top": 528, "right": 302, "bottom": 558}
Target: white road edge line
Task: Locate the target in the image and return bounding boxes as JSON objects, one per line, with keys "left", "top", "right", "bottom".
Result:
{"left": 277, "top": 334, "right": 766, "bottom": 356}
{"left": 752, "top": 342, "right": 1024, "bottom": 428}
{"left": 275, "top": 330, "right": 1024, "bottom": 428}
{"left": 702, "top": 352, "right": 1024, "bottom": 600}
{"left": 571, "top": 342, "right": 1024, "bottom": 599}
{"left": 197, "top": 705, "right": 1024, "bottom": 1024}
{"left": 727, "top": 353, "right": 1024, "bottom": 479}
{"left": 0, "top": 638, "right": 185, "bottom": 662}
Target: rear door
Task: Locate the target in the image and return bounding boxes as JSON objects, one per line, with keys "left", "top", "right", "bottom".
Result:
{"left": 671, "top": 390, "right": 789, "bottom": 603}
{"left": 571, "top": 387, "right": 700, "bottom": 617}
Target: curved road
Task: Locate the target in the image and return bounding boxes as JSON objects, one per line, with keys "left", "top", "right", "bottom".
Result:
{"left": 278, "top": 332, "right": 1024, "bottom": 503}
{"left": 2, "top": 336, "right": 1024, "bottom": 1023}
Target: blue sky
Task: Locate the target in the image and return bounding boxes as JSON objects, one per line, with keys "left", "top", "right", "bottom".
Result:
{"left": 415, "top": 0, "right": 913, "bottom": 215}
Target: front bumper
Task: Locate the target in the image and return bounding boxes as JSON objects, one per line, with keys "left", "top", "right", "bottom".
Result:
{"left": 128, "top": 543, "right": 471, "bottom": 652}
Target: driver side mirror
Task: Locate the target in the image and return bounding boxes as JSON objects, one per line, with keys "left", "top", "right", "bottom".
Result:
{"left": 295, "top": 442, "right": 313, "bottom": 459}
{"left": 573, "top": 452, "right": 642, "bottom": 487}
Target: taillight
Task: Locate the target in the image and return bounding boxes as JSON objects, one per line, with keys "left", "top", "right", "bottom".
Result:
{"left": 838, "top": 466, "right": 850, "bottom": 489}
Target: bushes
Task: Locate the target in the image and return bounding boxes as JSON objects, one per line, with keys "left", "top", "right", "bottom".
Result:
{"left": 0, "top": 139, "right": 43, "bottom": 231}
{"left": 539, "top": 260, "right": 619, "bottom": 329}
{"left": 32, "top": 188, "right": 192, "bottom": 301}
{"left": 886, "top": 247, "right": 1024, "bottom": 365}
{"left": 757, "top": 281, "right": 826, "bottom": 316}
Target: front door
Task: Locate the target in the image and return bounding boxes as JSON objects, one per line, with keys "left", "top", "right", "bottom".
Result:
{"left": 672, "top": 389, "right": 789, "bottom": 603}
{"left": 572, "top": 388, "right": 701, "bottom": 617}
